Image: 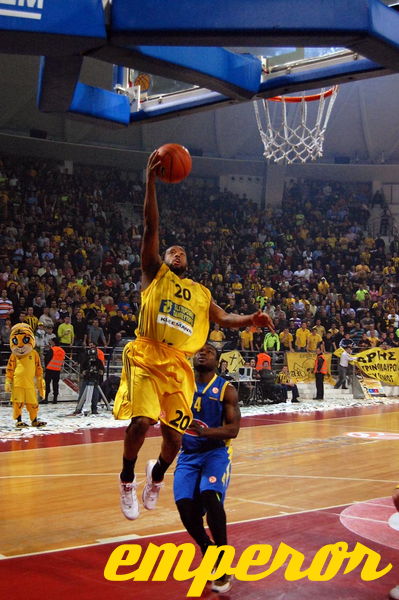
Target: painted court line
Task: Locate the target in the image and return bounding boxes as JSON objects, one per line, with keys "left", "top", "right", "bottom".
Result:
{"left": 243, "top": 409, "right": 399, "bottom": 428}
{"left": 1, "top": 496, "right": 388, "bottom": 560}
{"left": 0, "top": 472, "right": 395, "bottom": 485}
{"left": 96, "top": 534, "right": 141, "bottom": 543}
{"left": 339, "top": 514, "right": 392, "bottom": 525}
{"left": 234, "top": 473, "right": 397, "bottom": 483}
{"left": 361, "top": 501, "right": 395, "bottom": 508}
{"left": 0, "top": 473, "right": 146, "bottom": 481}
{"left": 1, "top": 406, "right": 398, "bottom": 455}
{"left": 233, "top": 496, "right": 308, "bottom": 510}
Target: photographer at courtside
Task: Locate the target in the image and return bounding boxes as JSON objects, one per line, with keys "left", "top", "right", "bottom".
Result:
{"left": 75, "top": 342, "right": 105, "bottom": 415}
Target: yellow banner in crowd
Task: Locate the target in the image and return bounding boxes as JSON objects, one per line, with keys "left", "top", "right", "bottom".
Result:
{"left": 353, "top": 347, "right": 399, "bottom": 385}
{"left": 286, "top": 352, "right": 334, "bottom": 384}
{"left": 220, "top": 350, "right": 245, "bottom": 373}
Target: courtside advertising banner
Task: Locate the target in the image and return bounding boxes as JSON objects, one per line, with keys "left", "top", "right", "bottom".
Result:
{"left": 286, "top": 352, "right": 334, "bottom": 384}
{"left": 352, "top": 347, "right": 399, "bottom": 385}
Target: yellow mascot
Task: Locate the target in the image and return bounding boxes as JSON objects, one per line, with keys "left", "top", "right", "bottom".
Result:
{"left": 5, "top": 323, "right": 46, "bottom": 428}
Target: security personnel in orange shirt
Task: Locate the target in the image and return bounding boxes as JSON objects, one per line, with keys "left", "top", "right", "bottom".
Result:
{"left": 43, "top": 339, "right": 66, "bottom": 404}
{"left": 313, "top": 345, "right": 327, "bottom": 400}
{"left": 255, "top": 351, "right": 271, "bottom": 371}
{"left": 96, "top": 345, "right": 105, "bottom": 366}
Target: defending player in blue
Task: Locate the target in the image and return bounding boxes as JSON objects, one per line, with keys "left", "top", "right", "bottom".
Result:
{"left": 173, "top": 343, "right": 241, "bottom": 594}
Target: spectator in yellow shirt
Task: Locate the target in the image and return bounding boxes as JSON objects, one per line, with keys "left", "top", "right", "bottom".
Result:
{"left": 295, "top": 322, "right": 311, "bottom": 352}
{"left": 279, "top": 327, "right": 293, "bottom": 352}
{"left": 317, "top": 277, "right": 329, "bottom": 296}
{"left": 262, "top": 283, "right": 275, "bottom": 299}
{"left": 211, "top": 269, "right": 223, "bottom": 283}
{"left": 383, "top": 261, "right": 396, "bottom": 275}
{"left": 232, "top": 278, "right": 243, "bottom": 294}
{"left": 23, "top": 307, "right": 39, "bottom": 333}
{"left": 367, "top": 329, "right": 379, "bottom": 347}
{"left": 313, "top": 319, "right": 326, "bottom": 338}
{"left": 355, "top": 264, "right": 371, "bottom": 279}
{"left": 240, "top": 327, "right": 254, "bottom": 352}
{"left": 307, "top": 328, "right": 323, "bottom": 352}
{"left": 57, "top": 315, "right": 75, "bottom": 347}
{"left": 283, "top": 293, "right": 296, "bottom": 309}
{"left": 208, "top": 324, "right": 226, "bottom": 350}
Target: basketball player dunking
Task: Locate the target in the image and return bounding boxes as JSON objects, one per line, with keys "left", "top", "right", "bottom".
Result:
{"left": 114, "top": 150, "right": 274, "bottom": 520}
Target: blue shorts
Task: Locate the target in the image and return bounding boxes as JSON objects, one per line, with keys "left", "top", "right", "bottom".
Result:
{"left": 173, "top": 446, "right": 232, "bottom": 503}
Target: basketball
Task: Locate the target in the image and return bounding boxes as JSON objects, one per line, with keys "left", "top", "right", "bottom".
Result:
{"left": 133, "top": 73, "right": 151, "bottom": 93}
{"left": 155, "top": 143, "right": 192, "bottom": 184}
{"left": 185, "top": 419, "right": 208, "bottom": 437}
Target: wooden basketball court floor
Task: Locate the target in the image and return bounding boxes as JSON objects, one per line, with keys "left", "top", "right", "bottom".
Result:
{"left": 1, "top": 403, "right": 399, "bottom": 600}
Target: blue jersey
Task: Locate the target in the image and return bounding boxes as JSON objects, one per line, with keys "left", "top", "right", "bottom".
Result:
{"left": 182, "top": 374, "right": 230, "bottom": 453}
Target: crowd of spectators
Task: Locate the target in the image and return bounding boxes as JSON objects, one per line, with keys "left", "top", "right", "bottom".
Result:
{"left": 0, "top": 154, "right": 399, "bottom": 368}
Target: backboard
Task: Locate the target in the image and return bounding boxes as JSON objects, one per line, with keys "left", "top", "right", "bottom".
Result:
{"left": 125, "top": 46, "right": 350, "bottom": 104}
{"left": 2, "top": 0, "right": 399, "bottom": 126}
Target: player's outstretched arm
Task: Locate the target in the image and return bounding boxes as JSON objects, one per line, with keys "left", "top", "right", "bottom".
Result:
{"left": 209, "top": 301, "right": 275, "bottom": 332}
{"left": 141, "top": 151, "right": 163, "bottom": 288}
{"left": 189, "top": 383, "right": 241, "bottom": 440}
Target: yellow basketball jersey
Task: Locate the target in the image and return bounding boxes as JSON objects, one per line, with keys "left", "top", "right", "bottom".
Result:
{"left": 136, "top": 263, "right": 211, "bottom": 355}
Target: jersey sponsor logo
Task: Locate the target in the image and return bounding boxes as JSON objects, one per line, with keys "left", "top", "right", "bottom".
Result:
{"left": 212, "top": 387, "right": 219, "bottom": 394}
{"left": 208, "top": 476, "right": 217, "bottom": 483}
{"left": 157, "top": 314, "right": 193, "bottom": 336}
{"left": 0, "top": 0, "right": 43, "bottom": 20}
{"left": 159, "top": 299, "right": 195, "bottom": 327}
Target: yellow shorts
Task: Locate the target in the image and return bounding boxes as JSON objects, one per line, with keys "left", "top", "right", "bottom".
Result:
{"left": 113, "top": 337, "right": 194, "bottom": 433}
{"left": 11, "top": 387, "right": 38, "bottom": 405}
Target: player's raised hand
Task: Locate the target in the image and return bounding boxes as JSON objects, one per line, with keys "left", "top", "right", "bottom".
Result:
{"left": 146, "top": 150, "right": 161, "bottom": 181}
{"left": 251, "top": 310, "right": 275, "bottom": 332}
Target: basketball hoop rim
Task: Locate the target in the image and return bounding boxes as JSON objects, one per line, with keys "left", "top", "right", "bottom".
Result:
{"left": 267, "top": 85, "right": 339, "bottom": 103}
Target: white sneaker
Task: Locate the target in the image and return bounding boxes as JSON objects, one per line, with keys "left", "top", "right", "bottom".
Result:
{"left": 119, "top": 477, "right": 139, "bottom": 520}
{"left": 211, "top": 574, "right": 233, "bottom": 593}
{"left": 390, "top": 585, "right": 399, "bottom": 599}
{"left": 142, "top": 459, "right": 164, "bottom": 510}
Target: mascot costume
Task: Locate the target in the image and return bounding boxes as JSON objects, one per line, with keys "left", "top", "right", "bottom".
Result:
{"left": 5, "top": 323, "right": 46, "bottom": 428}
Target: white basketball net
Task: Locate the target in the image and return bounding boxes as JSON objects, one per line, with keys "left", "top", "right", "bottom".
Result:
{"left": 254, "top": 86, "right": 339, "bottom": 164}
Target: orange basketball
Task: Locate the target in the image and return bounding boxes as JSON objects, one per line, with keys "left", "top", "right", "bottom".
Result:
{"left": 185, "top": 419, "right": 208, "bottom": 437}
{"left": 155, "top": 143, "right": 192, "bottom": 184}
{"left": 133, "top": 73, "right": 151, "bottom": 92}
